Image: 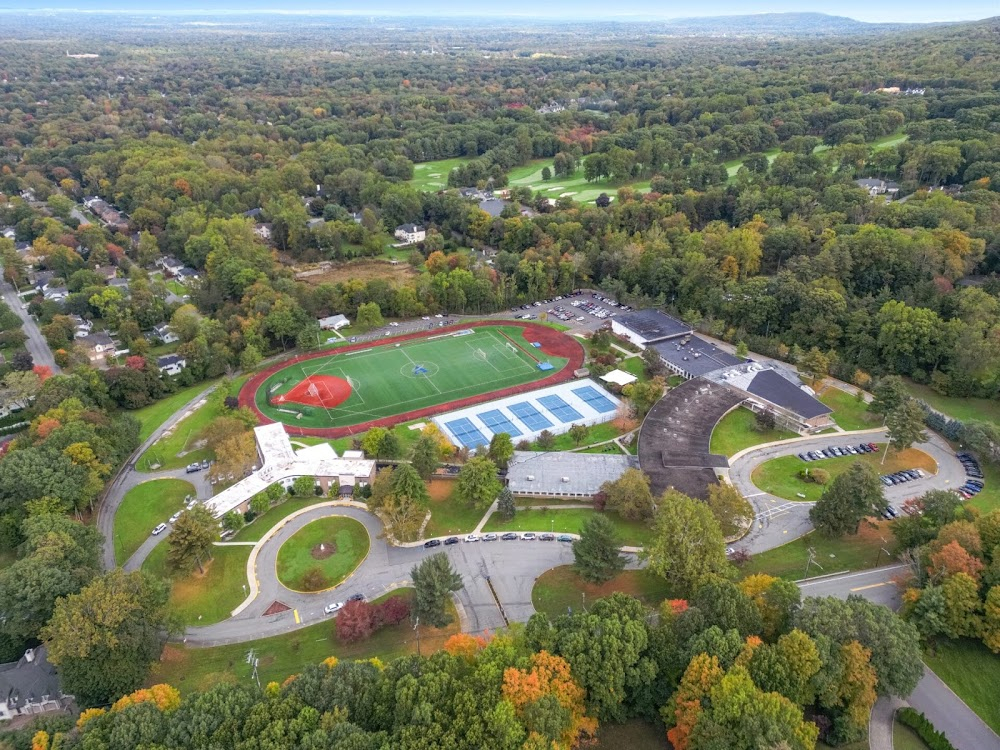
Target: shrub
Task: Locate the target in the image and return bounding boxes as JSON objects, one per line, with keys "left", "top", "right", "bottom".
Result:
{"left": 896, "top": 708, "right": 956, "bottom": 750}
{"left": 300, "top": 567, "right": 329, "bottom": 592}
{"left": 811, "top": 468, "right": 830, "bottom": 485}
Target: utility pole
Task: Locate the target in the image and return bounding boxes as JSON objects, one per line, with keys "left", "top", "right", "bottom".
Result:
{"left": 413, "top": 616, "right": 420, "bottom": 657}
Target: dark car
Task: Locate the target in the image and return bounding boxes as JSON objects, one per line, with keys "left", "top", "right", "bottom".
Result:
{"left": 557, "top": 534, "right": 574, "bottom": 542}
{"left": 444, "top": 536, "right": 459, "bottom": 545}
{"left": 347, "top": 593, "right": 365, "bottom": 603}
{"left": 539, "top": 533, "right": 555, "bottom": 541}
{"left": 423, "top": 539, "right": 441, "bottom": 548}
{"left": 501, "top": 532, "right": 518, "bottom": 541}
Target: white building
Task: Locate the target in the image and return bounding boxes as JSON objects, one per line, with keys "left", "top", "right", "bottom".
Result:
{"left": 204, "top": 423, "right": 376, "bottom": 519}
{"left": 157, "top": 354, "right": 186, "bottom": 376}
{"left": 151, "top": 323, "right": 179, "bottom": 344}
{"left": 394, "top": 223, "right": 426, "bottom": 244}
{"left": 318, "top": 314, "right": 350, "bottom": 331}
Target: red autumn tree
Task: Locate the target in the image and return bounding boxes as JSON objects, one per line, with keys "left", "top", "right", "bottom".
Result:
{"left": 929, "top": 540, "right": 985, "bottom": 582}
{"left": 336, "top": 599, "right": 377, "bottom": 643}
{"left": 376, "top": 596, "right": 411, "bottom": 627}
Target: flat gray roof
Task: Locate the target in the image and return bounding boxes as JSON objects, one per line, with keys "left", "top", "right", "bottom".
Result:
{"left": 507, "top": 451, "right": 637, "bottom": 496}
{"left": 615, "top": 309, "right": 691, "bottom": 343}
{"left": 652, "top": 335, "right": 742, "bottom": 377}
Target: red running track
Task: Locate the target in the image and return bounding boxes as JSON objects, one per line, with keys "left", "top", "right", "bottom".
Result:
{"left": 238, "top": 321, "right": 585, "bottom": 439}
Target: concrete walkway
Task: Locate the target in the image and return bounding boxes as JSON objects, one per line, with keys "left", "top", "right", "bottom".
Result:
{"left": 869, "top": 696, "right": 905, "bottom": 750}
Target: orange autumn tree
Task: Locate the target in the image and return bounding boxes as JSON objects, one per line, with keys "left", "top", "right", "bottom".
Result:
{"left": 929, "top": 540, "right": 985, "bottom": 582}
{"left": 444, "top": 632, "right": 489, "bottom": 660}
{"left": 662, "top": 653, "right": 725, "bottom": 750}
{"left": 502, "top": 650, "right": 597, "bottom": 749}
{"left": 111, "top": 683, "right": 181, "bottom": 713}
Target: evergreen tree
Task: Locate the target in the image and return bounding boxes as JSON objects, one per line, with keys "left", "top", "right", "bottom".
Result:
{"left": 572, "top": 514, "right": 625, "bottom": 584}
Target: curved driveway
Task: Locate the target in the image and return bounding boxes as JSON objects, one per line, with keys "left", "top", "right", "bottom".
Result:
{"left": 729, "top": 428, "right": 967, "bottom": 556}
{"left": 183, "top": 504, "right": 575, "bottom": 647}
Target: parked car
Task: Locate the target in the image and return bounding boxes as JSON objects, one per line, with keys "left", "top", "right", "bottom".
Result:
{"left": 482, "top": 533, "right": 499, "bottom": 542}
{"left": 521, "top": 532, "right": 537, "bottom": 541}
{"left": 324, "top": 602, "right": 344, "bottom": 615}
{"left": 539, "top": 533, "right": 555, "bottom": 541}
{"left": 501, "top": 532, "right": 518, "bottom": 541}
{"left": 444, "top": 536, "right": 460, "bottom": 545}
{"left": 557, "top": 534, "right": 574, "bottom": 542}
{"left": 185, "top": 463, "right": 201, "bottom": 473}
{"left": 347, "top": 593, "right": 365, "bottom": 603}
{"left": 464, "top": 534, "right": 480, "bottom": 542}
{"left": 169, "top": 512, "right": 182, "bottom": 524}
{"left": 152, "top": 523, "right": 167, "bottom": 536}
{"left": 423, "top": 539, "right": 441, "bottom": 548}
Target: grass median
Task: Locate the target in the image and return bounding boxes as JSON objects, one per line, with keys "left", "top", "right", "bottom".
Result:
{"left": 113, "top": 478, "right": 195, "bottom": 565}
{"left": 532, "top": 565, "right": 673, "bottom": 619}
{"left": 751, "top": 446, "right": 937, "bottom": 503}
{"left": 275, "top": 517, "right": 370, "bottom": 592}
{"left": 739, "top": 522, "right": 894, "bottom": 581}
{"left": 143, "top": 542, "right": 251, "bottom": 626}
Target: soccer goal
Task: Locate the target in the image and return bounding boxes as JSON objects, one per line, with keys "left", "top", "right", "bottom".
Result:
{"left": 345, "top": 375, "right": 360, "bottom": 390}
{"left": 473, "top": 348, "right": 489, "bottom": 362}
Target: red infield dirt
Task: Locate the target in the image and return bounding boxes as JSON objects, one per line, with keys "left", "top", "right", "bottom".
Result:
{"left": 239, "top": 320, "right": 584, "bottom": 439}
{"left": 276, "top": 374, "right": 353, "bottom": 409}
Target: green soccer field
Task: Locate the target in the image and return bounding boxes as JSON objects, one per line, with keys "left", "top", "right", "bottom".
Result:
{"left": 255, "top": 326, "right": 569, "bottom": 430}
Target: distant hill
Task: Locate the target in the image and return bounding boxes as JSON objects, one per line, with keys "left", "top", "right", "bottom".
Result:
{"left": 658, "top": 12, "right": 920, "bottom": 36}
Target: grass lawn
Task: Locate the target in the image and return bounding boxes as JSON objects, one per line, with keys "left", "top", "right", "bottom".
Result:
{"left": 617, "top": 356, "right": 651, "bottom": 383}
{"left": 709, "top": 407, "right": 796, "bottom": 457}
{"left": 114, "top": 478, "right": 195, "bottom": 565}
{"left": 904, "top": 380, "right": 1000, "bottom": 427}
{"left": 532, "top": 565, "right": 673, "bottom": 619}
{"left": 132, "top": 379, "right": 221, "bottom": 443}
{"left": 149, "top": 589, "right": 459, "bottom": 694}
{"left": 232, "top": 497, "right": 319, "bottom": 542}
{"left": 594, "top": 720, "right": 666, "bottom": 749}
{"left": 923, "top": 639, "right": 1000, "bottom": 734}
{"left": 138, "top": 376, "right": 249, "bottom": 471}
{"left": 275, "top": 517, "right": 370, "bottom": 592}
{"left": 508, "top": 157, "right": 651, "bottom": 204}
{"left": 751, "top": 446, "right": 936, "bottom": 502}
{"left": 143, "top": 542, "right": 250, "bottom": 626}
{"left": 740, "top": 522, "right": 894, "bottom": 581}
{"left": 531, "top": 421, "right": 627, "bottom": 451}
{"left": 893, "top": 719, "right": 930, "bottom": 750}
{"left": 409, "top": 157, "right": 472, "bottom": 191}
{"left": 818, "top": 387, "right": 877, "bottom": 431}
{"left": 483, "top": 508, "right": 653, "bottom": 546}
{"left": 424, "top": 479, "right": 484, "bottom": 537}
{"left": 256, "top": 324, "right": 569, "bottom": 431}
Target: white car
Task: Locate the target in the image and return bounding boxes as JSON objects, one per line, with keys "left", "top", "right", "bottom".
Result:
{"left": 169, "top": 512, "right": 182, "bottom": 524}
{"left": 389, "top": 321, "right": 400, "bottom": 327}
{"left": 324, "top": 601, "right": 344, "bottom": 615}
{"left": 152, "top": 523, "right": 167, "bottom": 536}
{"left": 521, "top": 532, "right": 537, "bottom": 541}
{"left": 464, "top": 533, "right": 480, "bottom": 542}
{"left": 482, "top": 533, "right": 499, "bottom": 542}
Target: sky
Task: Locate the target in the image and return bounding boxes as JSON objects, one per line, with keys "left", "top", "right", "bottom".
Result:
{"left": 0, "top": 1, "right": 995, "bottom": 24}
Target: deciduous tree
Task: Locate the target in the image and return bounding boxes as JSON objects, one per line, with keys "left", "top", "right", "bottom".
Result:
{"left": 456, "top": 456, "right": 501, "bottom": 510}
{"left": 167, "top": 506, "right": 217, "bottom": 574}
{"left": 600, "top": 467, "right": 654, "bottom": 521}
{"left": 809, "top": 462, "right": 885, "bottom": 537}
{"left": 705, "top": 482, "right": 753, "bottom": 539}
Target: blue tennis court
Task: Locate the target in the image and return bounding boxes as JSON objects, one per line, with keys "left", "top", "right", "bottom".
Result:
{"left": 572, "top": 386, "right": 618, "bottom": 414}
{"left": 538, "top": 395, "right": 583, "bottom": 423}
{"left": 444, "top": 417, "right": 490, "bottom": 449}
{"left": 477, "top": 409, "right": 522, "bottom": 437}
{"left": 509, "top": 401, "right": 553, "bottom": 431}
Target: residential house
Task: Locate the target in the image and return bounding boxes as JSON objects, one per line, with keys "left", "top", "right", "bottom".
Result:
{"left": 252, "top": 223, "right": 272, "bottom": 241}
{"left": 42, "top": 286, "right": 69, "bottom": 303}
{"left": 151, "top": 323, "right": 179, "bottom": 344}
{"left": 14, "top": 241, "right": 32, "bottom": 256}
{"left": 68, "top": 315, "right": 93, "bottom": 339}
{"left": 156, "top": 256, "right": 185, "bottom": 276}
{"left": 536, "top": 101, "right": 566, "bottom": 115}
{"left": 855, "top": 178, "right": 900, "bottom": 198}
{"left": 0, "top": 647, "right": 70, "bottom": 721}
{"left": 0, "top": 227, "right": 15, "bottom": 241}
{"left": 157, "top": 354, "right": 186, "bottom": 376}
{"left": 317, "top": 314, "right": 350, "bottom": 331}
{"left": 83, "top": 197, "right": 128, "bottom": 231}
{"left": 176, "top": 267, "right": 199, "bottom": 282}
{"left": 94, "top": 264, "right": 117, "bottom": 281}
{"left": 31, "top": 270, "right": 56, "bottom": 292}
{"left": 108, "top": 277, "right": 130, "bottom": 295}
{"left": 394, "top": 224, "right": 426, "bottom": 244}
{"left": 77, "top": 332, "right": 115, "bottom": 364}
{"left": 348, "top": 212, "right": 364, "bottom": 225}
{"left": 478, "top": 198, "right": 509, "bottom": 218}
{"left": 242, "top": 208, "right": 263, "bottom": 219}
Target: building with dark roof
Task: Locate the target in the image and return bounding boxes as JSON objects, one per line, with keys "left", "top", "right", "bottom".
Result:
{"left": 611, "top": 309, "right": 692, "bottom": 348}
{"left": 478, "top": 198, "right": 509, "bottom": 218}
{"left": 705, "top": 363, "right": 833, "bottom": 430}
{"left": 652, "top": 335, "right": 742, "bottom": 379}
{"left": 0, "top": 647, "right": 70, "bottom": 721}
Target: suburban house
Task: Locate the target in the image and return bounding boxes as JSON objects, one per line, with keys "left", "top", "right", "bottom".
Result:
{"left": 394, "top": 223, "right": 426, "bottom": 244}
{"left": 68, "top": 315, "right": 93, "bottom": 338}
{"left": 252, "top": 223, "right": 272, "bottom": 241}
{"left": 31, "top": 270, "right": 56, "bottom": 292}
{"left": 478, "top": 198, "right": 509, "bottom": 218}
{"left": 205, "top": 423, "right": 376, "bottom": 518}
{"left": 82, "top": 197, "right": 128, "bottom": 231}
{"left": 242, "top": 208, "right": 263, "bottom": 219}
{"left": 855, "top": 178, "right": 900, "bottom": 198}
{"left": 42, "top": 286, "right": 69, "bottom": 303}
{"left": 156, "top": 256, "right": 185, "bottom": 276}
{"left": 176, "top": 267, "right": 199, "bottom": 282}
{"left": 151, "top": 323, "right": 179, "bottom": 344}
{"left": 76, "top": 332, "right": 115, "bottom": 363}
{"left": 156, "top": 354, "right": 186, "bottom": 376}
{"left": 0, "top": 227, "right": 15, "bottom": 240}
{"left": 317, "top": 314, "right": 350, "bottom": 331}
{"left": 613, "top": 308, "right": 832, "bottom": 431}
{"left": 108, "top": 277, "right": 130, "bottom": 294}
{"left": 94, "top": 264, "right": 117, "bottom": 281}
{"left": 0, "top": 647, "right": 70, "bottom": 722}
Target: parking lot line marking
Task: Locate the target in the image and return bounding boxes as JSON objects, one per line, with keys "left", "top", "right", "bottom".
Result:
{"left": 293, "top": 609, "right": 300, "bottom": 624}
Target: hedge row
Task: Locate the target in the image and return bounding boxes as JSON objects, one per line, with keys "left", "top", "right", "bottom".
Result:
{"left": 920, "top": 402, "right": 1000, "bottom": 465}
{"left": 0, "top": 422, "right": 27, "bottom": 437}
{"left": 897, "top": 707, "right": 956, "bottom": 750}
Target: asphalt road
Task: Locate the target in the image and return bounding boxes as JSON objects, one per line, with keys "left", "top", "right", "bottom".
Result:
{"left": 800, "top": 565, "right": 1000, "bottom": 750}
{"left": 0, "top": 277, "right": 59, "bottom": 373}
